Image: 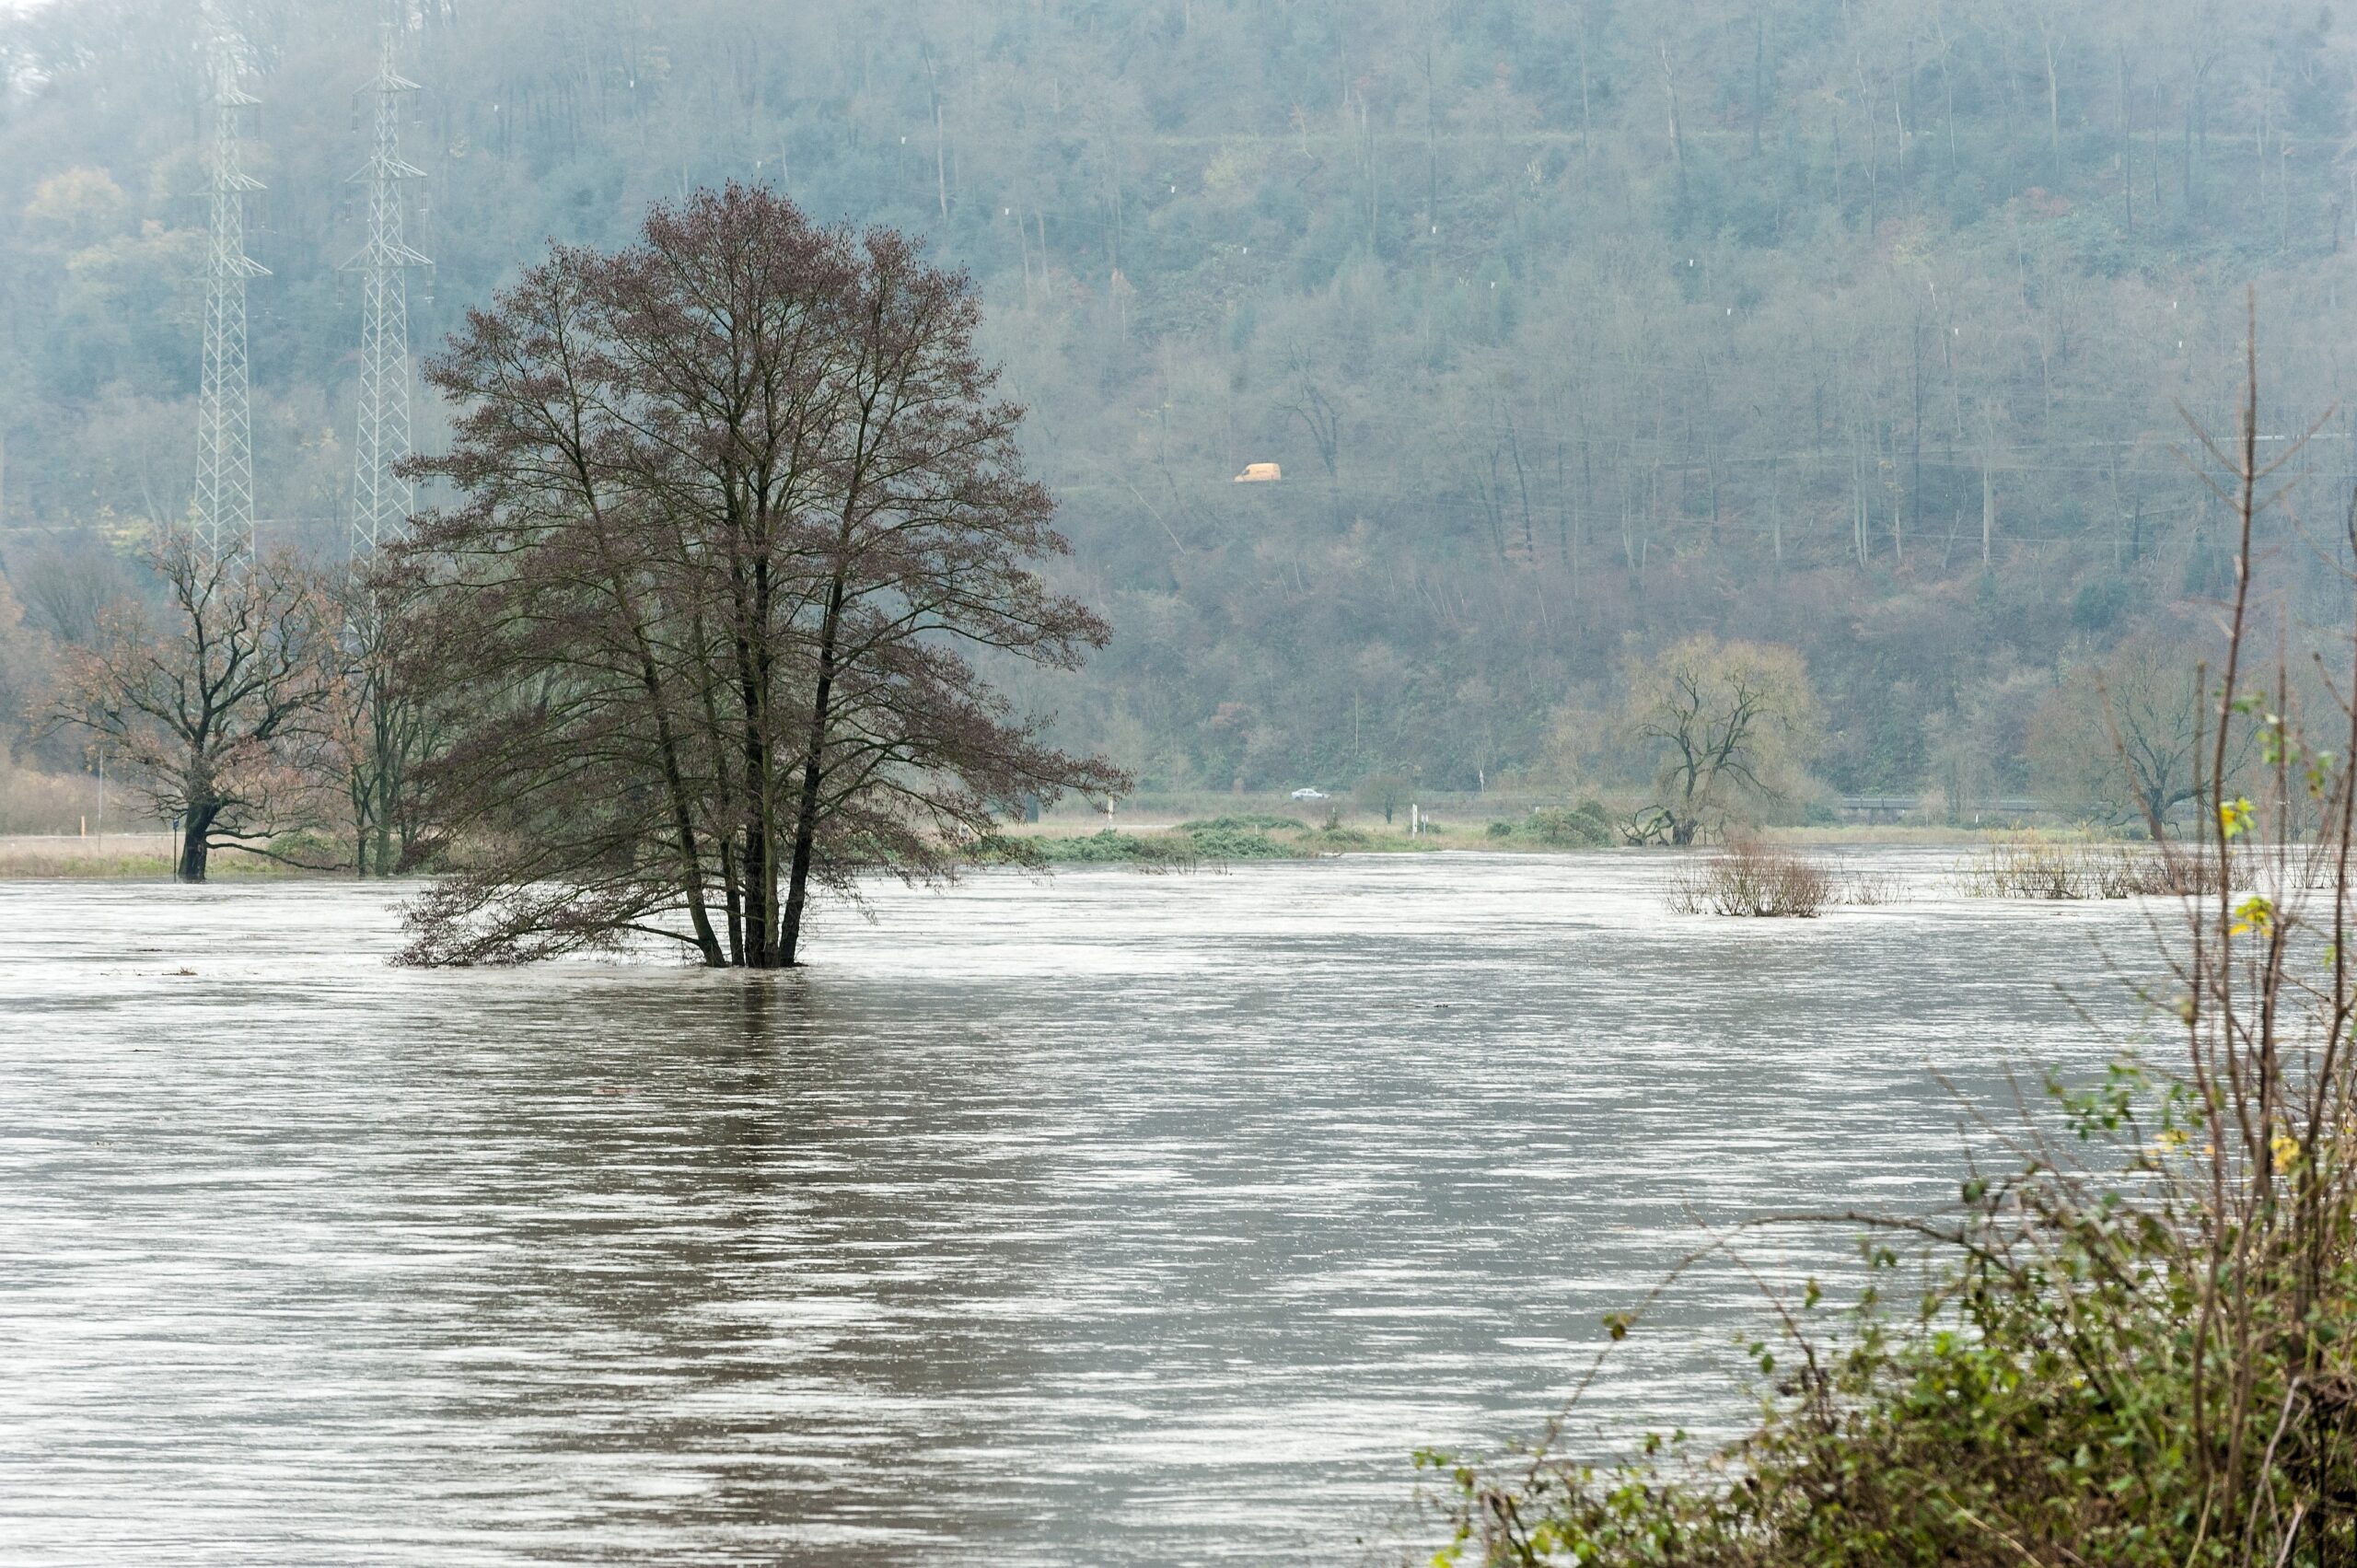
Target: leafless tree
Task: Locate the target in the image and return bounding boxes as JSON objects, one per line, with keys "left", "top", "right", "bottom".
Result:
{"left": 1622, "top": 634, "right": 1820, "bottom": 844}
{"left": 54, "top": 531, "right": 337, "bottom": 880}
{"left": 396, "top": 185, "right": 1123, "bottom": 966}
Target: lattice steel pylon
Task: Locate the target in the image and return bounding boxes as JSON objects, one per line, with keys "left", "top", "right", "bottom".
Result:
{"left": 193, "top": 15, "right": 267, "bottom": 562}
{"left": 347, "top": 22, "right": 429, "bottom": 560}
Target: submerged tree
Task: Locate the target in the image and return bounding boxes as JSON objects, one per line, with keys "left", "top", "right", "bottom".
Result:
{"left": 54, "top": 531, "right": 337, "bottom": 881}
{"left": 1621, "top": 634, "right": 1819, "bottom": 844}
{"left": 396, "top": 184, "right": 1121, "bottom": 966}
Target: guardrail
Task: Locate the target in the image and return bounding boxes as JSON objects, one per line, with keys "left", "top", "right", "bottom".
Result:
{"left": 1838, "top": 796, "right": 2046, "bottom": 818}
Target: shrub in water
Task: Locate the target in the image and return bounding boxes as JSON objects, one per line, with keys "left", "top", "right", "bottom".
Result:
{"left": 1960, "top": 832, "right": 2233, "bottom": 900}
{"left": 1664, "top": 840, "right": 1839, "bottom": 917}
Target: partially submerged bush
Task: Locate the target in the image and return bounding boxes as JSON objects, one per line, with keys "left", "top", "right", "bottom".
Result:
{"left": 1960, "top": 831, "right": 2230, "bottom": 900}
{"left": 1663, "top": 841, "right": 1840, "bottom": 917}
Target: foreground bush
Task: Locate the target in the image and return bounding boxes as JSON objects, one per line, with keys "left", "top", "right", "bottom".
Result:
{"left": 1425, "top": 341, "right": 2357, "bottom": 1567}
{"left": 1422, "top": 1048, "right": 2357, "bottom": 1565}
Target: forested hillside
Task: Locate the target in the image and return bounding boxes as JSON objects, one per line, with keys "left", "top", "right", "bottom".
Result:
{"left": 3, "top": 0, "right": 2355, "bottom": 800}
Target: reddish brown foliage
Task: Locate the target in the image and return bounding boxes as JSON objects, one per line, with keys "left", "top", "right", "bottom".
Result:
{"left": 394, "top": 185, "right": 1122, "bottom": 966}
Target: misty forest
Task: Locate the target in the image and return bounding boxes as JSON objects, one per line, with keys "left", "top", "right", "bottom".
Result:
{"left": 2, "top": 0, "right": 2353, "bottom": 805}
{"left": 7, "top": 1, "right": 2357, "bottom": 1564}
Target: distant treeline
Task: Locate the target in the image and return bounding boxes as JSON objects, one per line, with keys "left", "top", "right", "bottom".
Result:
{"left": 1, "top": 0, "right": 2354, "bottom": 798}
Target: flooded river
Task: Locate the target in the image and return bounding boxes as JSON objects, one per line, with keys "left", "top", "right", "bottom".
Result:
{"left": 0, "top": 851, "right": 2159, "bottom": 1563}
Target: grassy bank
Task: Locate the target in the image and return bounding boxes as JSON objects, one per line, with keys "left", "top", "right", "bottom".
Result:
{"left": 1007, "top": 798, "right": 1631, "bottom": 861}
{"left": 0, "top": 833, "right": 321, "bottom": 880}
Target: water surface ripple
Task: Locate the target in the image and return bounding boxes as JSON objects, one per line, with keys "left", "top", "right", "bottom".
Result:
{"left": 0, "top": 851, "right": 2156, "bottom": 1563}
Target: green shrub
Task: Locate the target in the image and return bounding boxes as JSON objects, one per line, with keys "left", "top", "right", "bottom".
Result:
{"left": 1175, "top": 814, "right": 1308, "bottom": 831}
{"left": 1027, "top": 830, "right": 1197, "bottom": 865}
{"left": 1181, "top": 826, "right": 1298, "bottom": 861}
{"left": 1491, "top": 801, "right": 1618, "bottom": 848}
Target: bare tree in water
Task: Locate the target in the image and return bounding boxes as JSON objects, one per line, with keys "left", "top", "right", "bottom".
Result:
{"left": 319, "top": 575, "right": 442, "bottom": 877}
{"left": 395, "top": 185, "right": 1122, "bottom": 966}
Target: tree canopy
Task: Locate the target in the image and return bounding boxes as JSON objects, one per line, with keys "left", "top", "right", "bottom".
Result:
{"left": 395, "top": 185, "right": 1120, "bottom": 965}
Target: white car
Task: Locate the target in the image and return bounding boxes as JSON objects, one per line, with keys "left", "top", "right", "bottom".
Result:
{"left": 1289, "top": 787, "right": 1329, "bottom": 801}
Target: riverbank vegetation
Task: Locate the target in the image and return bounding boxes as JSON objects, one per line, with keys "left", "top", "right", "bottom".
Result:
{"left": 1422, "top": 320, "right": 2357, "bottom": 1568}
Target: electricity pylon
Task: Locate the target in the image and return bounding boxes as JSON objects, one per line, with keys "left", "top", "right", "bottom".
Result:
{"left": 347, "top": 22, "right": 429, "bottom": 559}
{"left": 193, "top": 15, "right": 266, "bottom": 561}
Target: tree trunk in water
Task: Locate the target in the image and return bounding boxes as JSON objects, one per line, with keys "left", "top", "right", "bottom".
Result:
{"left": 177, "top": 807, "right": 215, "bottom": 883}
{"left": 778, "top": 567, "right": 849, "bottom": 970}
